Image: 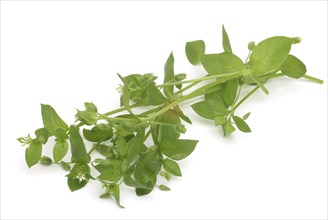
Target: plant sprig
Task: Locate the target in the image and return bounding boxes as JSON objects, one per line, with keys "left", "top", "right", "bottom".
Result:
{"left": 18, "top": 25, "right": 323, "bottom": 207}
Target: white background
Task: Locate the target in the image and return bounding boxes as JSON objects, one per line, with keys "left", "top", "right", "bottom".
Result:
{"left": 1, "top": 1, "right": 327, "bottom": 219}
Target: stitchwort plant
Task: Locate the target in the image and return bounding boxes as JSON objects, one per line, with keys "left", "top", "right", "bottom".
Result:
{"left": 18, "top": 26, "right": 323, "bottom": 207}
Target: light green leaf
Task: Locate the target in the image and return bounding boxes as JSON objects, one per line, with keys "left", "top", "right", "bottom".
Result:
{"left": 53, "top": 139, "right": 69, "bottom": 163}
{"left": 192, "top": 100, "right": 229, "bottom": 120}
{"left": 214, "top": 115, "right": 227, "bottom": 126}
{"left": 185, "top": 40, "right": 205, "bottom": 65}
{"left": 250, "top": 36, "right": 294, "bottom": 75}
{"left": 35, "top": 128, "right": 50, "bottom": 144}
{"left": 159, "top": 139, "right": 198, "bottom": 160}
{"left": 146, "top": 82, "right": 166, "bottom": 105}
{"left": 223, "top": 121, "right": 235, "bottom": 136}
{"left": 159, "top": 185, "right": 171, "bottom": 191}
{"left": 157, "top": 109, "right": 181, "bottom": 142}
{"left": 222, "top": 25, "right": 232, "bottom": 53}
{"left": 201, "top": 52, "right": 245, "bottom": 75}
{"left": 163, "top": 53, "right": 174, "bottom": 97}
{"left": 221, "top": 79, "right": 239, "bottom": 106}
{"left": 112, "top": 184, "right": 124, "bottom": 208}
{"left": 69, "top": 125, "right": 91, "bottom": 163}
{"left": 126, "top": 129, "right": 145, "bottom": 164}
{"left": 232, "top": 116, "right": 251, "bottom": 133}
{"left": 25, "top": 142, "right": 42, "bottom": 168}
{"left": 242, "top": 112, "right": 251, "bottom": 120}
{"left": 60, "top": 161, "right": 71, "bottom": 171}
{"left": 76, "top": 110, "right": 98, "bottom": 125}
{"left": 163, "top": 159, "right": 182, "bottom": 176}
{"left": 41, "top": 104, "right": 68, "bottom": 134}
{"left": 280, "top": 55, "right": 306, "bottom": 78}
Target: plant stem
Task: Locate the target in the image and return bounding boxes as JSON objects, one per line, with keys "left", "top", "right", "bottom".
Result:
{"left": 302, "top": 74, "right": 324, "bottom": 84}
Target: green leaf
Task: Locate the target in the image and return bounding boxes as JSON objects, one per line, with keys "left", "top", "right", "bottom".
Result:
{"left": 118, "top": 73, "right": 135, "bottom": 115}
{"left": 163, "top": 159, "right": 182, "bottom": 176}
{"left": 54, "top": 127, "right": 67, "bottom": 140}
{"left": 112, "top": 184, "right": 124, "bottom": 208}
{"left": 39, "top": 156, "right": 52, "bottom": 165}
{"left": 53, "top": 139, "right": 69, "bottom": 163}
{"left": 95, "top": 144, "right": 112, "bottom": 156}
{"left": 201, "top": 52, "right": 245, "bottom": 75}
{"left": 41, "top": 104, "right": 68, "bottom": 134}
{"left": 69, "top": 125, "right": 91, "bottom": 163}
{"left": 123, "top": 170, "right": 152, "bottom": 190}
{"left": 173, "top": 105, "right": 192, "bottom": 124}
{"left": 82, "top": 124, "right": 113, "bottom": 142}
{"left": 223, "top": 121, "right": 235, "bottom": 136}
{"left": 157, "top": 109, "right": 181, "bottom": 142}
{"left": 95, "top": 160, "right": 123, "bottom": 183}
{"left": 159, "top": 185, "right": 171, "bottom": 191}
{"left": 35, "top": 128, "right": 50, "bottom": 144}
{"left": 242, "top": 112, "right": 251, "bottom": 120}
{"left": 60, "top": 161, "right": 71, "bottom": 171}
{"left": 84, "top": 102, "right": 98, "bottom": 112}
{"left": 221, "top": 79, "right": 239, "bottom": 106}
{"left": 185, "top": 40, "right": 205, "bottom": 65}
{"left": 222, "top": 25, "right": 232, "bottom": 53}
{"left": 280, "top": 55, "right": 306, "bottom": 78}
{"left": 25, "top": 142, "right": 42, "bottom": 168}
{"left": 163, "top": 53, "right": 174, "bottom": 97}
{"left": 250, "top": 36, "right": 294, "bottom": 75}
{"left": 232, "top": 116, "right": 251, "bottom": 133}
{"left": 146, "top": 82, "right": 166, "bottom": 105}
{"left": 192, "top": 100, "right": 229, "bottom": 120}
{"left": 67, "top": 163, "right": 90, "bottom": 192}
{"left": 117, "top": 138, "right": 127, "bottom": 157}
{"left": 126, "top": 129, "right": 145, "bottom": 164}
{"left": 214, "top": 115, "right": 227, "bottom": 126}
{"left": 159, "top": 171, "right": 171, "bottom": 181}
{"left": 76, "top": 110, "right": 98, "bottom": 125}
{"left": 159, "top": 139, "right": 198, "bottom": 160}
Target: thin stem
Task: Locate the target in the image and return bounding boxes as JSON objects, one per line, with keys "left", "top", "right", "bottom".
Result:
{"left": 141, "top": 72, "right": 244, "bottom": 123}
{"left": 103, "top": 103, "right": 142, "bottom": 116}
{"left": 157, "top": 72, "right": 242, "bottom": 87}
{"left": 249, "top": 75, "right": 269, "bottom": 95}
{"left": 302, "top": 74, "right": 324, "bottom": 84}
{"left": 88, "top": 141, "right": 102, "bottom": 155}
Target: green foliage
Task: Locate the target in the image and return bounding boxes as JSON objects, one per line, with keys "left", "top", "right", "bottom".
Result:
{"left": 18, "top": 26, "right": 322, "bottom": 207}
{"left": 185, "top": 40, "right": 206, "bottom": 65}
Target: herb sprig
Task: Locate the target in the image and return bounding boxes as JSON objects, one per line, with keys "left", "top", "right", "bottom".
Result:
{"left": 18, "top": 26, "right": 323, "bottom": 207}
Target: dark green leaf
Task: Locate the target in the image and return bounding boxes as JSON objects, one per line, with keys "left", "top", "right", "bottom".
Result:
{"left": 82, "top": 124, "right": 113, "bottom": 142}
{"left": 39, "top": 156, "right": 52, "bottom": 165}
{"left": 146, "top": 82, "right": 166, "bottom": 105}
{"left": 41, "top": 104, "right": 68, "bottom": 133}
{"left": 35, "top": 128, "right": 50, "bottom": 144}
{"left": 69, "top": 125, "right": 91, "bottom": 163}
{"left": 280, "top": 55, "right": 306, "bottom": 78}
{"left": 192, "top": 100, "right": 229, "bottom": 120}
{"left": 25, "top": 142, "right": 42, "bottom": 168}
{"left": 250, "top": 36, "right": 294, "bottom": 75}
{"left": 185, "top": 40, "right": 205, "bottom": 65}
{"left": 201, "top": 52, "right": 245, "bottom": 75}
{"left": 163, "top": 53, "right": 174, "bottom": 97}
{"left": 159, "top": 139, "right": 198, "bottom": 160}
{"left": 53, "top": 139, "right": 69, "bottom": 163}
{"left": 96, "top": 144, "right": 112, "bottom": 156}
{"left": 221, "top": 79, "right": 239, "bottom": 106}
{"left": 222, "top": 25, "right": 232, "bottom": 53}
{"left": 163, "top": 159, "right": 182, "bottom": 176}
{"left": 123, "top": 170, "right": 152, "bottom": 190}
{"left": 232, "top": 116, "right": 251, "bottom": 133}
